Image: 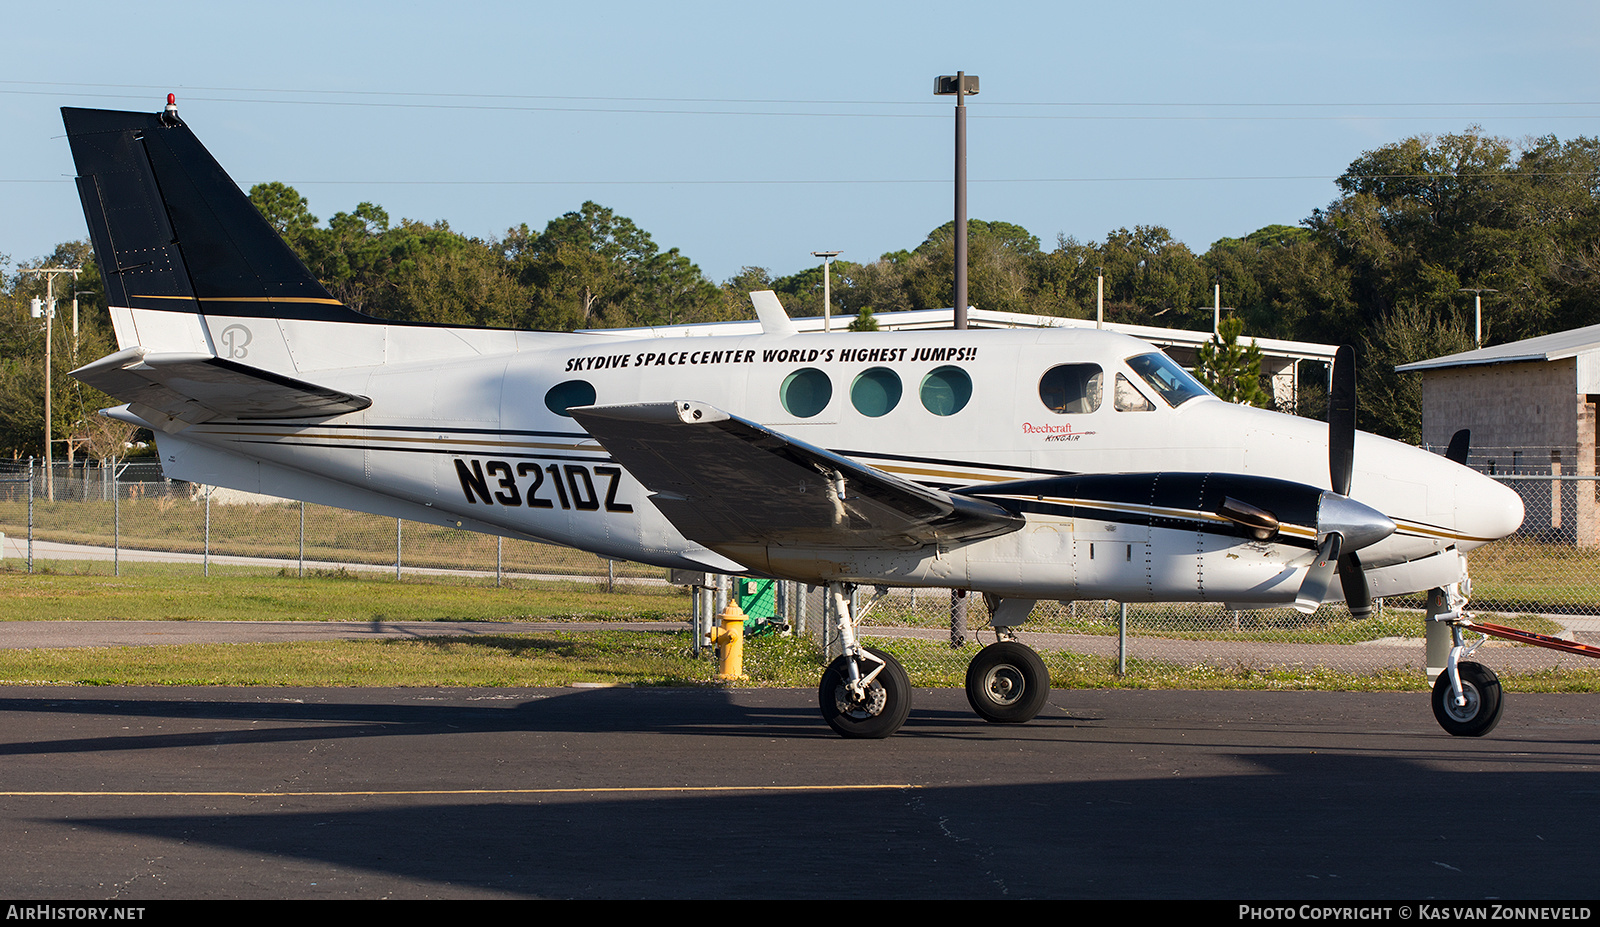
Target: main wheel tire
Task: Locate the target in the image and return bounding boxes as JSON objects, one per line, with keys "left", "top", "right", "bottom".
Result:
{"left": 1431, "top": 660, "right": 1504, "bottom": 737}
{"left": 818, "top": 647, "right": 911, "bottom": 739}
{"left": 965, "top": 641, "right": 1050, "bottom": 724}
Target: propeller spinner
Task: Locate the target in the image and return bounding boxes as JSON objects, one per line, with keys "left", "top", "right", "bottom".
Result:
{"left": 1294, "top": 345, "right": 1394, "bottom": 617}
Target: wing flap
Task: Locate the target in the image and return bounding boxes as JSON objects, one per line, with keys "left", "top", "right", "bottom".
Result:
{"left": 571, "top": 401, "right": 1022, "bottom": 553}
{"left": 71, "top": 347, "right": 372, "bottom": 425}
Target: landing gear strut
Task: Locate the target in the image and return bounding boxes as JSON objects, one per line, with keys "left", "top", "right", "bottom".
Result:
{"left": 816, "top": 583, "right": 910, "bottom": 738}
{"left": 1426, "top": 583, "right": 1505, "bottom": 737}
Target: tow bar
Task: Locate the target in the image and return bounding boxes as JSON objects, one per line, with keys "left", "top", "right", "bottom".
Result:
{"left": 1451, "top": 617, "right": 1600, "bottom": 660}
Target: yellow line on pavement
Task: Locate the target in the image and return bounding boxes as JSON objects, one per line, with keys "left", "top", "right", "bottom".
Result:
{"left": 0, "top": 784, "right": 917, "bottom": 797}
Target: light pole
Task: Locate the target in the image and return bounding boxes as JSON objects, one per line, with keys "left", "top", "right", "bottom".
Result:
{"left": 813, "top": 251, "right": 841, "bottom": 332}
{"left": 1459, "top": 288, "right": 1497, "bottom": 348}
{"left": 1097, "top": 266, "right": 1104, "bottom": 330}
{"left": 1213, "top": 277, "right": 1222, "bottom": 335}
{"left": 936, "top": 72, "right": 979, "bottom": 330}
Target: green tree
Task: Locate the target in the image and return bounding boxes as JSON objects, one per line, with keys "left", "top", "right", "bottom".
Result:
{"left": 1360, "top": 303, "right": 1474, "bottom": 444}
{"left": 0, "top": 243, "right": 118, "bottom": 460}
{"left": 901, "top": 220, "right": 1045, "bottom": 315}
{"left": 248, "top": 182, "right": 318, "bottom": 241}
{"left": 847, "top": 306, "right": 879, "bottom": 331}
{"left": 1195, "top": 317, "right": 1270, "bottom": 407}
{"left": 509, "top": 202, "right": 720, "bottom": 330}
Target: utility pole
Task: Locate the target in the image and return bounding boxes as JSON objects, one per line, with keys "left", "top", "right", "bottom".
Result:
{"left": 936, "top": 72, "right": 979, "bottom": 331}
{"left": 22, "top": 267, "right": 80, "bottom": 502}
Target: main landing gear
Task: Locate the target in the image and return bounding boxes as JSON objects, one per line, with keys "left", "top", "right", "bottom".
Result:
{"left": 816, "top": 584, "right": 1052, "bottom": 737}
{"left": 817, "top": 584, "right": 911, "bottom": 738}
{"left": 819, "top": 646, "right": 911, "bottom": 739}
{"left": 965, "top": 640, "right": 1051, "bottom": 724}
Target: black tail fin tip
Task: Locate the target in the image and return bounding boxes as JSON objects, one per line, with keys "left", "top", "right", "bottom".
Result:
{"left": 61, "top": 106, "right": 366, "bottom": 324}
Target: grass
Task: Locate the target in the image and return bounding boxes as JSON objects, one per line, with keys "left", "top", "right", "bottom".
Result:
{"left": 0, "top": 564, "right": 690, "bottom": 623}
{"left": 0, "top": 495, "right": 663, "bottom": 578}
{"left": 0, "top": 632, "right": 724, "bottom": 687}
{"left": 0, "top": 554, "right": 1596, "bottom": 693}
{"left": 863, "top": 596, "right": 1569, "bottom": 642}
{"left": 1458, "top": 541, "right": 1600, "bottom": 612}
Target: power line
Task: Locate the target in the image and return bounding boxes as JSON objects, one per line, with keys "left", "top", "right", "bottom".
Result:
{"left": 6, "top": 79, "right": 1599, "bottom": 108}
{"left": 5, "top": 171, "right": 1597, "bottom": 187}
{"left": 6, "top": 82, "right": 1600, "bottom": 121}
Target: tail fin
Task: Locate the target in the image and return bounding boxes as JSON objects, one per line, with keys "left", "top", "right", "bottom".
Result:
{"left": 61, "top": 106, "right": 368, "bottom": 325}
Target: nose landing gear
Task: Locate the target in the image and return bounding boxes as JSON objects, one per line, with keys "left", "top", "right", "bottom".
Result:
{"left": 1431, "top": 660, "right": 1504, "bottom": 737}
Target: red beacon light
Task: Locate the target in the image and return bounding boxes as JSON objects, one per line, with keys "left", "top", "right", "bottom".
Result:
{"left": 161, "top": 93, "right": 179, "bottom": 126}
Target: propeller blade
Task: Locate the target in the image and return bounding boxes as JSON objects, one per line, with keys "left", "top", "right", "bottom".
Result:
{"left": 1446, "top": 429, "right": 1471, "bottom": 465}
{"left": 1294, "top": 532, "right": 1343, "bottom": 614}
{"left": 1328, "top": 345, "right": 1356, "bottom": 497}
{"left": 1338, "top": 551, "right": 1371, "bottom": 619}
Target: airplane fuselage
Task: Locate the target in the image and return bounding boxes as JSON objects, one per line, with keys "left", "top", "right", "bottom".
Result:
{"left": 121, "top": 308, "right": 1522, "bottom": 609}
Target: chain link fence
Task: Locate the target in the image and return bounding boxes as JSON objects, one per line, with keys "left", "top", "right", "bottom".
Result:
{"left": 0, "top": 459, "right": 658, "bottom": 585}
{"left": 3, "top": 460, "right": 1598, "bottom": 679}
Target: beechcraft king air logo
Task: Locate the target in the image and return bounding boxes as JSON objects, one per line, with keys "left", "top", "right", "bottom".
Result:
{"left": 220, "top": 324, "right": 252, "bottom": 359}
{"left": 1022, "top": 421, "right": 1095, "bottom": 442}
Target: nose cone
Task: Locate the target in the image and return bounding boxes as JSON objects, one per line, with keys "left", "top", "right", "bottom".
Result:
{"left": 1318, "top": 492, "right": 1397, "bottom": 551}
{"left": 1455, "top": 470, "right": 1525, "bottom": 547}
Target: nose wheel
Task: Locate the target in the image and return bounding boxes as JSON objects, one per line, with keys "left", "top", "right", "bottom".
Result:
{"left": 1431, "top": 660, "right": 1504, "bottom": 737}
{"left": 965, "top": 641, "right": 1050, "bottom": 723}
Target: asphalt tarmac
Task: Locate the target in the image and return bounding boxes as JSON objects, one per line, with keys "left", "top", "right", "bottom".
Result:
{"left": 0, "top": 684, "right": 1596, "bottom": 900}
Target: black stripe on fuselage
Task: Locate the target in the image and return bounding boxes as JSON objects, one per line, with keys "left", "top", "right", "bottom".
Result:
{"left": 833, "top": 448, "right": 1068, "bottom": 478}
{"left": 963, "top": 472, "right": 1325, "bottom": 550}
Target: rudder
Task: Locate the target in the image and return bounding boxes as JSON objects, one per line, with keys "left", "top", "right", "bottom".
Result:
{"left": 62, "top": 106, "right": 371, "bottom": 327}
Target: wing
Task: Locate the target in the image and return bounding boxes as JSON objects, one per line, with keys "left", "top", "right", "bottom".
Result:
{"left": 571, "top": 401, "right": 1023, "bottom": 553}
{"left": 71, "top": 346, "right": 372, "bottom": 427}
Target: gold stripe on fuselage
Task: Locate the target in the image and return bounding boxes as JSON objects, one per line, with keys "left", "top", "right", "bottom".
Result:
{"left": 197, "top": 426, "right": 594, "bottom": 455}
{"left": 133, "top": 294, "right": 347, "bottom": 306}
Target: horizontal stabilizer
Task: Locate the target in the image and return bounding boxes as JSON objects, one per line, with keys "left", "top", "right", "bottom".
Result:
{"left": 571, "top": 401, "right": 1023, "bottom": 554}
{"left": 72, "top": 347, "right": 372, "bottom": 426}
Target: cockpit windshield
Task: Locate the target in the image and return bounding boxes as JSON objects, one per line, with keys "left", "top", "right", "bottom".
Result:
{"left": 1125, "top": 352, "right": 1212, "bottom": 408}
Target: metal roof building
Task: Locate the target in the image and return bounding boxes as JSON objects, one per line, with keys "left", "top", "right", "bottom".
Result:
{"left": 1397, "top": 324, "right": 1600, "bottom": 544}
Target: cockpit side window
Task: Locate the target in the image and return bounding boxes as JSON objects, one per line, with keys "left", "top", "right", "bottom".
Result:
{"left": 1114, "top": 374, "right": 1154, "bottom": 412}
{"left": 1126, "top": 352, "right": 1211, "bottom": 408}
{"left": 1039, "top": 364, "right": 1103, "bottom": 414}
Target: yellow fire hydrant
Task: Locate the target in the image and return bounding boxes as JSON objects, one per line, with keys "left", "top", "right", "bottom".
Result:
{"left": 708, "top": 601, "right": 748, "bottom": 681}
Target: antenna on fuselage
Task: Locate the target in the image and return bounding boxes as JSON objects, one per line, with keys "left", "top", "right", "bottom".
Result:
{"left": 751, "top": 290, "right": 798, "bottom": 336}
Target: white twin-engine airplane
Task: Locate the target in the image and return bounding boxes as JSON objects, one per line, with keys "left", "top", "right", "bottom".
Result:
{"left": 62, "top": 102, "right": 1524, "bottom": 738}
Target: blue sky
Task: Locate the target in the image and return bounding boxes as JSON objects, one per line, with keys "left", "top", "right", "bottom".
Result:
{"left": 5, "top": 1, "right": 1600, "bottom": 285}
